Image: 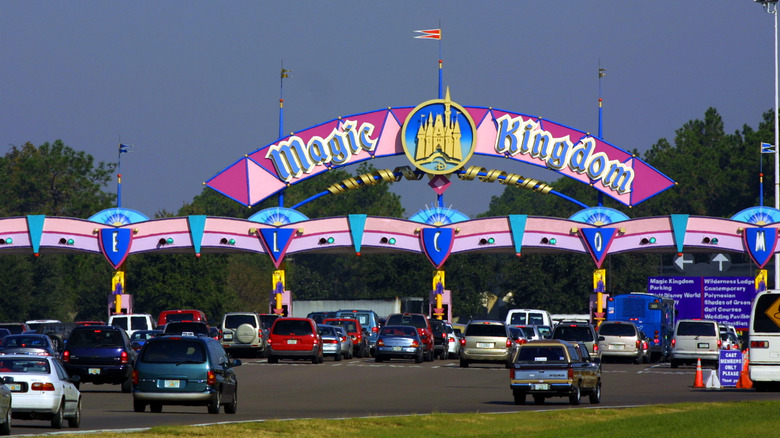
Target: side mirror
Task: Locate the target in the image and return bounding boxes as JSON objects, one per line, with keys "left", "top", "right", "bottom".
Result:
{"left": 2, "top": 376, "right": 13, "bottom": 384}
{"left": 69, "top": 375, "right": 81, "bottom": 384}
{"left": 230, "top": 359, "right": 242, "bottom": 367}
{"left": 598, "top": 336, "right": 605, "bottom": 342}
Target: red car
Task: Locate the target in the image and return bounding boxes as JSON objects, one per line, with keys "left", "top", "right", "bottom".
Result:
{"left": 267, "top": 318, "right": 323, "bottom": 364}
{"left": 384, "top": 313, "right": 435, "bottom": 361}
{"left": 323, "top": 318, "right": 368, "bottom": 358}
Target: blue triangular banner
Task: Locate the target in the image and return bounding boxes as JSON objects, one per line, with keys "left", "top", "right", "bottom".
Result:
{"left": 508, "top": 215, "right": 527, "bottom": 255}
{"left": 420, "top": 227, "right": 454, "bottom": 269}
{"left": 258, "top": 228, "right": 296, "bottom": 268}
{"left": 98, "top": 228, "right": 133, "bottom": 269}
{"left": 670, "top": 214, "right": 689, "bottom": 254}
{"left": 187, "top": 215, "right": 206, "bottom": 256}
{"left": 26, "top": 215, "right": 45, "bottom": 255}
{"left": 743, "top": 227, "right": 778, "bottom": 269}
{"left": 580, "top": 227, "right": 618, "bottom": 268}
{"left": 348, "top": 214, "right": 367, "bottom": 254}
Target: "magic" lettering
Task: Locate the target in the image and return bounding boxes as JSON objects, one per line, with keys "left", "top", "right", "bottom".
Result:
{"left": 266, "top": 120, "right": 378, "bottom": 182}
{"left": 494, "top": 114, "right": 634, "bottom": 194}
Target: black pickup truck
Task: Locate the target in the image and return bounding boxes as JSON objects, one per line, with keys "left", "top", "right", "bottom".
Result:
{"left": 509, "top": 339, "right": 601, "bottom": 405}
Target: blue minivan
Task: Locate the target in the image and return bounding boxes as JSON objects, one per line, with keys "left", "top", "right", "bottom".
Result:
{"left": 132, "top": 335, "right": 241, "bottom": 414}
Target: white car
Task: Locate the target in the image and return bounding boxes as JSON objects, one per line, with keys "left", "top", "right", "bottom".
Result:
{"left": 0, "top": 355, "right": 81, "bottom": 429}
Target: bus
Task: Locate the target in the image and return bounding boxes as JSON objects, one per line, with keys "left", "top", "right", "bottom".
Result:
{"left": 606, "top": 293, "right": 675, "bottom": 362}
{"left": 749, "top": 289, "right": 780, "bottom": 391}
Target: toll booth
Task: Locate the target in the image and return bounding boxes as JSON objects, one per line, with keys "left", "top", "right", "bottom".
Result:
{"left": 429, "top": 289, "right": 452, "bottom": 321}
{"left": 107, "top": 294, "right": 133, "bottom": 316}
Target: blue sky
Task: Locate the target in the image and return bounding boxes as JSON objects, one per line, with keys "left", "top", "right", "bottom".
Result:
{"left": 0, "top": 1, "right": 774, "bottom": 218}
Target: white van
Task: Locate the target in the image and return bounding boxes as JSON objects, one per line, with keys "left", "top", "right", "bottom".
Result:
{"left": 108, "top": 313, "right": 155, "bottom": 337}
{"left": 505, "top": 309, "right": 553, "bottom": 328}
{"left": 670, "top": 319, "right": 720, "bottom": 368}
{"left": 749, "top": 289, "right": 780, "bottom": 391}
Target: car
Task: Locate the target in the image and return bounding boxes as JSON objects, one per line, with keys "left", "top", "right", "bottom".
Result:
{"left": 323, "top": 318, "right": 369, "bottom": 358}
{"left": 0, "top": 369, "right": 10, "bottom": 434}
{"left": 317, "top": 324, "right": 343, "bottom": 361}
{"left": 384, "top": 313, "right": 435, "bottom": 361}
{"left": 0, "top": 323, "right": 29, "bottom": 335}
{"left": 510, "top": 339, "right": 601, "bottom": 405}
{"left": 428, "top": 318, "right": 449, "bottom": 359}
{"left": 62, "top": 325, "right": 136, "bottom": 392}
{"left": 306, "top": 312, "right": 337, "bottom": 325}
{"left": 551, "top": 321, "right": 603, "bottom": 359}
{"left": 459, "top": 320, "right": 516, "bottom": 368}
{"left": 132, "top": 335, "right": 241, "bottom": 414}
{"left": 0, "top": 334, "right": 60, "bottom": 359}
{"left": 0, "top": 355, "right": 80, "bottom": 429}
{"left": 156, "top": 309, "right": 208, "bottom": 327}
{"left": 0, "top": 329, "right": 10, "bottom": 346}
{"left": 444, "top": 323, "right": 460, "bottom": 359}
{"left": 108, "top": 313, "right": 155, "bottom": 337}
{"left": 220, "top": 312, "right": 267, "bottom": 358}
{"left": 374, "top": 325, "right": 424, "bottom": 363}
{"left": 129, "top": 330, "right": 164, "bottom": 352}
{"left": 719, "top": 324, "right": 741, "bottom": 350}
{"left": 335, "top": 310, "right": 381, "bottom": 355}
{"left": 163, "top": 321, "right": 210, "bottom": 337}
{"left": 267, "top": 318, "right": 323, "bottom": 364}
{"left": 505, "top": 309, "right": 554, "bottom": 327}
{"left": 24, "top": 320, "right": 61, "bottom": 333}
{"left": 536, "top": 325, "right": 553, "bottom": 339}
{"left": 670, "top": 319, "right": 721, "bottom": 368}
{"left": 509, "top": 325, "right": 543, "bottom": 341}
{"left": 597, "top": 321, "right": 648, "bottom": 364}
{"left": 333, "top": 326, "right": 353, "bottom": 359}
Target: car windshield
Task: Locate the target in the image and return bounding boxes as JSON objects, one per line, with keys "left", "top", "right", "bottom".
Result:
{"left": 516, "top": 346, "right": 568, "bottom": 364}
{"left": 164, "top": 322, "right": 208, "bottom": 335}
{"left": 318, "top": 326, "right": 338, "bottom": 336}
{"left": 466, "top": 324, "right": 506, "bottom": 337}
{"left": 527, "top": 313, "right": 546, "bottom": 325}
{"left": 0, "top": 358, "right": 50, "bottom": 373}
{"left": 325, "top": 320, "right": 357, "bottom": 332}
{"left": 68, "top": 329, "right": 124, "bottom": 347}
{"left": 553, "top": 326, "right": 594, "bottom": 342}
{"left": 165, "top": 313, "right": 197, "bottom": 323}
{"left": 273, "top": 320, "right": 313, "bottom": 336}
{"left": 386, "top": 314, "right": 427, "bottom": 329}
{"left": 131, "top": 331, "right": 159, "bottom": 341}
{"left": 1, "top": 336, "right": 48, "bottom": 348}
{"left": 141, "top": 340, "right": 206, "bottom": 363}
{"left": 224, "top": 315, "right": 256, "bottom": 329}
{"left": 380, "top": 326, "right": 417, "bottom": 337}
{"left": 599, "top": 324, "right": 636, "bottom": 336}
{"left": 677, "top": 322, "right": 716, "bottom": 336}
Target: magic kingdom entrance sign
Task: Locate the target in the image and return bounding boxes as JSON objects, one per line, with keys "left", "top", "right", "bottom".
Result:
{"left": 205, "top": 90, "right": 675, "bottom": 208}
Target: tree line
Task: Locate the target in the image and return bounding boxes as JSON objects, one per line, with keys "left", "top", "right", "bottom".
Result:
{"left": 0, "top": 107, "right": 773, "bottom": 323}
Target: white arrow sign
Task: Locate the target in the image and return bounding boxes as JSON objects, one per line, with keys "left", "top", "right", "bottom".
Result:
{"left": 711, "top": 253, "right": 731, "bottom": 271}
{"left": 674, "top": 254, "right": 694, "bottom": 271}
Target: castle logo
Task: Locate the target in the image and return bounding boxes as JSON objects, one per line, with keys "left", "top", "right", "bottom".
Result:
{"left": 401, "top": 88, "right": 477, "bottom": 175}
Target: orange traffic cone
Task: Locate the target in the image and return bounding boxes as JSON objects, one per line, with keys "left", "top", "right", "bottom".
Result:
{"left": 693, "top": 358, "right": 704, "bottom": 388}
{"left": 738, "top": 352, "right": 752, "bottom": 389}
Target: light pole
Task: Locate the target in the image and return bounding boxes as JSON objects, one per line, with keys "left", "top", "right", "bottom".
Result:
{"left": 755, "top": 0, "right": 780, "bottom": 288}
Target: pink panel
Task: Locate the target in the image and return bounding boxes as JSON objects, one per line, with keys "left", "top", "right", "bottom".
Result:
{"left": 247, "top": 161, "right": 289, "bottom": 205}
{"left": 206, "top": 159, "right": 250, "bottom": 205}
{"left": 373, "top": 113, "right": 403, "bottom": 157}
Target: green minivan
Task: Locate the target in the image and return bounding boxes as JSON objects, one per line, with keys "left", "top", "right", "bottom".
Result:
{"left": 132, "top": 335, "right": 241, "bottom": 414}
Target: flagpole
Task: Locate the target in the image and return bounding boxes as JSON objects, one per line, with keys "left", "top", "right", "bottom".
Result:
{"left": 117, "top": 138, "right": 122, "bottom": 209}
{"left": 279, "top": 60, "right": 291, "bottom": 208}
{"left": 597, "top": 64, "right": 606, "bottom": 207}
{"left": 438, "top": 22, "right": 443, "bottom": 99}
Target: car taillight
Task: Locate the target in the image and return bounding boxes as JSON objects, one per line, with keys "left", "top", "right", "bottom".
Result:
{"left": 717, "top": 339, "right": 722, "bottom": 349}
{"left": 752, "top": 340, "right": 769, "bottom": 348}
{"left": 324, "top": 339, "right": 337, "bottom": 344}
{"left": 671, "top": 339, "right": 676, "bottom": 348}
{"left": 567, "top": 366, "right": 574, "bottom": 380}
{"left": 207, "top": 370, "right": 216, "bottom": 386}
{"left": 459, "top": 338, "right": 465, "bottom": 347}
{"left": 372, "top": 327, "right": 378, "bottom": 333}
{"left": 121, "top": 351, "right": 129, "bottom": 364}
{"left": 31, "top": 382, "right": 55, "bottom": 391}
{"left": 411, "top": 340, "right": 419, "bottom": 347}
{"left": 506, "top": 339, "right": 512, "bottom": 348}
{"left": 258, "top": 329, "right": 264, "bottom": 338}
{"left": 377, "top": 339, "right": 384, "bottom": 347}
{"left": 636, "top": 340, "right": 641, "bottom": 349}
{"left": 593, "top": 343, "right": 599, "bottom": 353}
{"left": 62, "top": 350, "right": 70, "bottom": 363}
{"left": 510, "top": 368, "right": 515, "bottom": 379}
{"left": 448, "top": 337, "right": 455, "bottom": 343}
{"left": 132, "top": 369, "right": 139, "bottom": 384}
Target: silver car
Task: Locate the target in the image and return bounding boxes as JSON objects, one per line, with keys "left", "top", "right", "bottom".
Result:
{"left": 374, "top": 325, "right": 424, "bottom": 363}
{"left": 444, "top": 323, "right": 460, "bottom": 359}
{"left": 597, "top": 321, "right": 648, "bottom": 364}
{"left": 317, "top": 324, "right": 343, "bottom": 361}
{"left": 460, "top": 320, "right": 515, "bottom": 368}
{"left": 333, "top": 326, "right": 353, "bottom": 359}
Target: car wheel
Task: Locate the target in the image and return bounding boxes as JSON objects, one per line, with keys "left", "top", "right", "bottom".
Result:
{"left": 533, "top": 395, "right": 545, "bottom": 405}
{"left": 67, "top": 398, "right": 81, "bottom": 428}
{"left": 224, "top": 388, "right": 237, "bottom": 414}
{"left": 0, "top": 406, "right": 11, "bottom": 435}
{"left": 670, "top": 359, "right": 679, "bottom": 369}
{"left": 150, "top": 403, "right": 162, "bottom": 413}
{"left": 121, "top": 377, "right": 133, "bottom": 393}
{"left": 312, "top": 354, "right": 319, "bottom": 364}
{"left": 460, "top": 359, "right": 469, "bottom": 368}
{"left": 426, "top": 349, "right": 434, "bottom": 362}
{"left": 513, "top": 390, "right": 526, "bottom": 405}
{"left": 375, "top": 355, "right": 383, "bottom": 363}
{"left": 441, "top": 350, "right": 448, "bottom": 360}
{"left": 208, "top": 390, "right": 221, "bottom": 414}
{"left": 415, "top": 353, "right": 423, "bottom": 364}
{"left": 589, "top": 381, "right": 602, "bottom": 404}
{"left": 334, "top": 352, "right": 342, "bottom": 361}
{"left": 268, "top": 355, "right": 279, "bottom": 364}
{"left": 133, "top": 400, "right": 146, "bottom": 413}
{"left": 50, "top": 400, "right": 64, "bottom": 429}
{"left": 569, "top": 385, "right": 581, "bottom": 405}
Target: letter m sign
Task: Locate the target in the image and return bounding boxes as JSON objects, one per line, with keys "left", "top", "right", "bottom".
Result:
{"left": 744, "top": 227, "right": 778, "bottom": 269}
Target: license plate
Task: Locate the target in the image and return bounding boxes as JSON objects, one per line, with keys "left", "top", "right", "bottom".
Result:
{"left": 7, "top": 383, "right": 20, "bottom": 391}
{"left": 476, "top": 342, "right": 494, "bottom": 348}
{"left": 393, "top": 346, "right": 402, "bottom": 351}
{"left": 163, "top": 380, "right": 180, "bottom": 388}
{"left": 697, "top": 343, "right": 709, "bottom": 349}
{"left": 532, "top": 383, "right": 550, "bottom": 390}
{"left": 88, "top": 368, "right": 101, "bottom": 375}
{"left": 610, "top": 344, "right": 625, "bottom": 350}
{"left": 287, "top": 339, "right": 298, "bottom": 344}
{"left": 223, "top": 333, "right": 233, "bottom": 340}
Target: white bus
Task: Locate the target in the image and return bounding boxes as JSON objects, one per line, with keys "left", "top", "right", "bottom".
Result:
{"left": 749, "top": 289, "right": 780, "bottom": 391}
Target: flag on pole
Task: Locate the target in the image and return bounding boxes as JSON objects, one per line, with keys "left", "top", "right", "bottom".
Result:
{"left": 762, "top": 142, "right": 775, "bottom": 154}
{"left": 414, "top": 28, "right": 441, "bottom": 40}
{"left": 119, "top": 144, "right": 132, "bottom": 153}
{"left": 281, "top": 68, "right": 292, "bottom": 79}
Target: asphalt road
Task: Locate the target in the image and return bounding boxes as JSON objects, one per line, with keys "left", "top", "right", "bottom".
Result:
{"left": 9, "top": 357, "right": 780, "bottom": 435}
